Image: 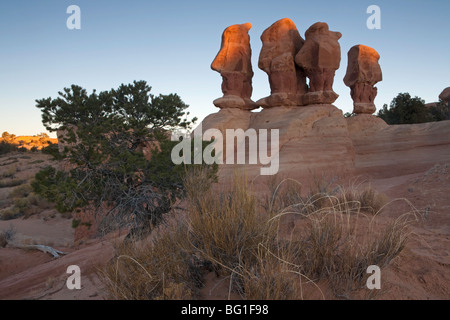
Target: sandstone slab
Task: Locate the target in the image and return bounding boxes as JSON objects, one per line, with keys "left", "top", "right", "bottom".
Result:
{"left": 196, "top": 105, "right": 355, "bottom": 180}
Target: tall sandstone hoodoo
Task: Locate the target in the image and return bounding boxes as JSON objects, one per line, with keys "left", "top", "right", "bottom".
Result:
{"left": 344, "top": 44, "right": 382, "bottom": 115}
{"left": 256, "top": 18, "right": 308, "bottom": 108}
{"left": 211, "top": 23, "right": 257, "bottom": 110}
{"left": 295, "top": 22, "right": 342, "bottom": 105}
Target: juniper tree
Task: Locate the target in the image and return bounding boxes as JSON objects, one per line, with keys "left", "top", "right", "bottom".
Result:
{"left": 377, "top": 93, "right": 431, "bottom": 124}
{"left": 33, "top": 80, "right": 214, "bottom": 237}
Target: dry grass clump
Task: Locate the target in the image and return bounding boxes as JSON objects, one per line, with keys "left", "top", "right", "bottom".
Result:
{"left": 263, "top": 174, "right": 388, "bottom": 218}
{"left": 0, "top": 225, "right": 16, "bottom": 247}
{"left": 186, "top": 170, "right": 277, "bottom": 276}
{"left": 101, "top": 169, "right": 420, "bottom": 300}
{"left": 260, "top": 176, "right": 418, "bottom": 298}
{"left": 236, "top": 245, "right": 310, "bottom": 300}
{"left": 0, "top": 178, "right": 25, "bottom": 189}
{"left": 0, "top": 183, "right": 52, "bottom": 220}
{"left": 99, "top": 215, "right": 204, "bottom": 300}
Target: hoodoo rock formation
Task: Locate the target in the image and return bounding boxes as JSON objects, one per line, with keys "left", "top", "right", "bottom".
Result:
{"left": 211, "top": 23, "right": 257, "bottom": 110}
{"left": 295, "top": 22, "right": 342, "bottom": 105}
{"left": 256, "top": 18, "right": 308, "bottom": 108}
{"left": 197, "top": 17, "right": 450, "bottom": 183}
{"left": 439, "top": 87, "right": 450, "bottom": 104}
{"left": 344, "top": 45, "right": 382, "bottom": 115}
{"left": 201, "top": 20, "right": 351, "bottom": 179}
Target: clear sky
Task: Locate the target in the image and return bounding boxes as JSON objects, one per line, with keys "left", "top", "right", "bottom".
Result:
{"left": 0, "top": 0, "right": 449, "bottom": 137}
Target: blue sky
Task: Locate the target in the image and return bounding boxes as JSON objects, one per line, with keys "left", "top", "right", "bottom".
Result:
{"left": 0, "top": 0, "right": 449, "bottom": 137}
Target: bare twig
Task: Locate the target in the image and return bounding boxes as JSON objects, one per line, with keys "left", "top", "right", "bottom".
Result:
{"left": 10, "top": 243, "right": 68, "bottom": 258}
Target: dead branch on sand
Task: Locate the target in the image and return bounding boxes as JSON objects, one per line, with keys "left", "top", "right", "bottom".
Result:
{"left": 10, "top": 244, "right": 68, "bottom": 258}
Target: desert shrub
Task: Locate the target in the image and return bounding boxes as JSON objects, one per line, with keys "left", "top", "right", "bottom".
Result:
{"left": 1, "top": 166, "right": 17, "bottom": 179}
{"left": 428, "top": 100, "right": 450, "bottom": 121}
{"left": 0, "top": 198, "right": 13, "bottom": 209}
{"left": 377, "top": 93, "right": 449, "bottom": 124}
{"left": 262, "top": 177, "right": 417, "bottom": 298}
{"left": 29, "top": 159, "right": 45, "bottom": 164}
{"left": 0, "top": 159, "right": 18, "bottom": 167}
{"left": 0, "top": 141, "right": 18, "bottom": 155}
{"left": 14, "top": 197, "right": 29, "bottom": 211}
{"left": 0, "top": 179, "right": 25, "bottom": 189}
{"left": 343, "top": 187, "right": 389, "bottom": 215}
{"left": 0, "top": 207, "right": 20, "bottom": 220}
{"left": 4, "top": 183, "right": 51, "bottom": 219}
{"left": 9, "top": 184, "right": 33, "bottom": 199}
{"left": 100, "top": 215, "right": 202, "bottom": 300}
{"left": 71, "top": 219, "right": 81, "bottom": 229}
{"left": 0, "top": 225, "right": 16, "bottom": 246}
{"left": 0, "top": 225, "right": 15, "bottom": 247}
{"left": 0, "top": 233, "right": 6, "bottom": 247}
{"left": 12, "top": 197, "right": 39, "bottom": 218}
{"left": 186, "top": 171, "right": 277, "bottom": 276}
{"left": 71, "top": 219, "right": 91, "bottom": 229}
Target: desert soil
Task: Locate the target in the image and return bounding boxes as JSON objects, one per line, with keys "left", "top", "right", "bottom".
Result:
{"left": 0, "top": 147, "right": 449, "bottom": 300}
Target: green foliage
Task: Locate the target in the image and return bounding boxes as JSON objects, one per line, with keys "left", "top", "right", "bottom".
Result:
{"left": 377, "top": 93, "right": 446, "bottom": 124}
{"left": 0, "top": 182, "right": 51, "bottom": 219}
{"left": 33, "top": 80, "right": 215, "bottom": 235}
{"left": 0, "top": 207, "right": 20, "bottom": 220}
{"left": 71, "top": 219, "right": 92, "bottom": 229}
{"left": 32, "top": 166, "right": 83, "bottom": 213}
{"left": 41, "top": 141, "right": 63, "bottom": 160}
{"left": 428, "top": 100, "right": 450, "bottom": 121}
{"left": 9, "top": 184, "right": 33, "bottom": 199}
{"left": 343, "top": 112, "right": 356, "bottom": 118}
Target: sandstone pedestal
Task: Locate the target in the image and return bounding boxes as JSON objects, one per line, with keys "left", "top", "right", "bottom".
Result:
{"left": 198, "top": 104, "right": 355, "bottom": 180}
{"left": 302, "top": 91, "right": 339, "bottom": 105}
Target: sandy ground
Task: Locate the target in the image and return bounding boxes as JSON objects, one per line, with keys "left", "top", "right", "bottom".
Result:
{"left": 0, "top": 146, "right": 449, "bottom": 299}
